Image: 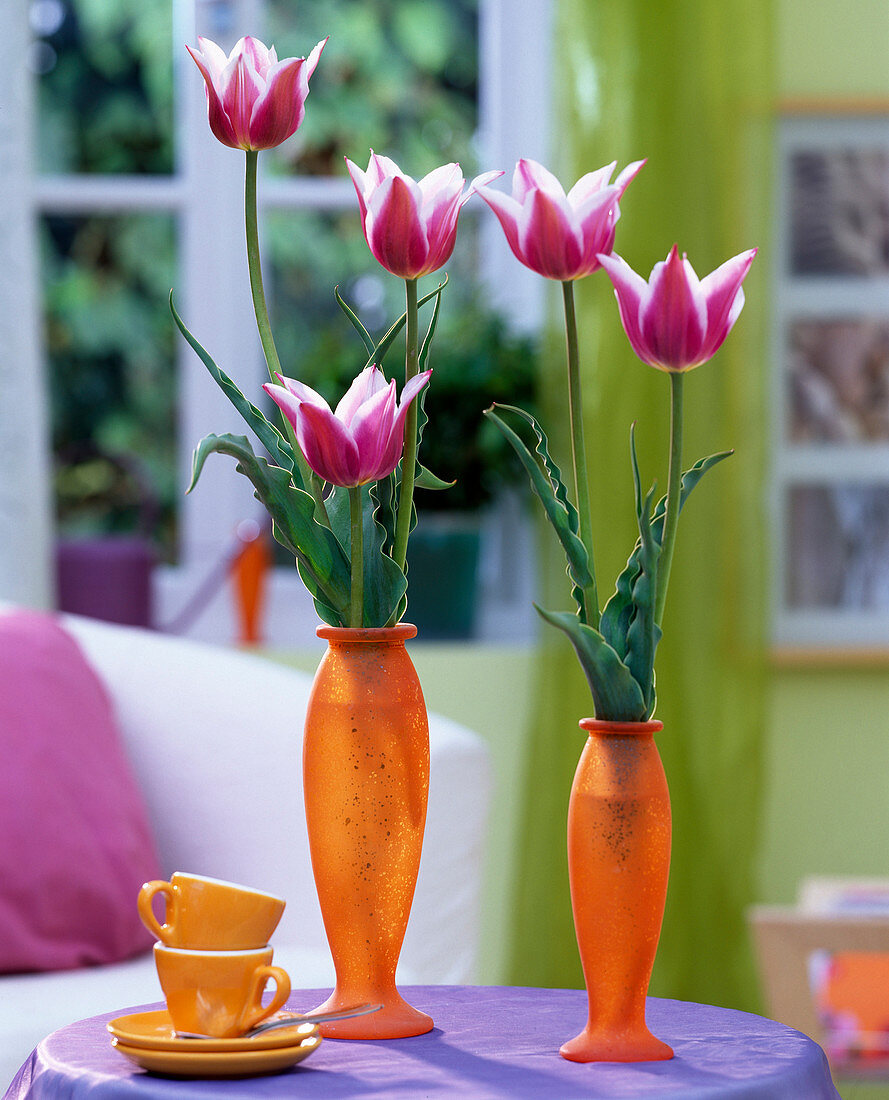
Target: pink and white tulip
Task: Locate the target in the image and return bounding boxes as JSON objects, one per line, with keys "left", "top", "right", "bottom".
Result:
{"left": 264, "top": 365, "right": 432, "bottom": 487}
{"left": 346, "top": 153, "right": 502, "bottom": 279}
{"left": 597, "top": 245, "right": 758, "bottom": 372}
{"left": 186, "top": 35, "right": 326, "bottom": 151}
{"left": 474, "top": 158, "right": 645, "bottom": 281}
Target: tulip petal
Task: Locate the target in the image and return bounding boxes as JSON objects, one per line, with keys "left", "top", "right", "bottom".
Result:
{"left": 350, "top": 383, "right": 398, "bottom": 481}
{"left": 371, "top": 370, "right": 432, "bottom": 480}
{"left": 566, "top": 161, "right": 617, "bottom": 206}
{"left": 249, "top": 55, "right": 307, "bottom": 149}
{"left": 368, "top": 151, "right": 403, "bottom": 186}
{"left": 263, "top": 382, "right": 304, "bottom": 433}
{"left": 296, "top": 402, "right": 362, "bottom": 486}
{"left": 335, "top": 365, "right": 388, "bottom": 425}
{"left": 698, "top": 248, "right": 757, "bottom": 359}
{"left": 474, "top": 186, "right": 527, "bottom": 266}
{"left": 597, "top": 252, "right": 654, "bottom": 365}
{"left": 573, "top": 185, "right": 623, "bottom": 272}
{"left": 194, "top": 37, "right": 229, "bottom": 82}
{"left": 186, "top": 43, "right": 240, "bottom": 148}
{"left": 514, "top": 159, "right": 567, "bottom": 203}
{"left": 418, "top": 163, "right": 463, "bottom": 209}
{"left": 467, "top": 169, "right": 505, "bottom": 198}
{"left": 304, "top": 36, "right": 327, "bottom": 79}
{"left": 220, "top": 51, "right": 264, "bottom": 148}
{"left": 613, "top": 158, "right": 647, "bottom": 195}
{"left": 345, "top": 157, "right": 371, "bottom": 221}
{"left": 273, "top": 374, "right": 331, "bottom": 411}
{"left": 365, "top": 175, "right": 429, "bottom": 279}
{"left": 518, "top": 188, "right": 583, "bottom": 280}
{"left": 640, "top": 247, "right": 707, "bottom": 369}
{"left": 238, "top": 36, "right": 273, "bottom": 74}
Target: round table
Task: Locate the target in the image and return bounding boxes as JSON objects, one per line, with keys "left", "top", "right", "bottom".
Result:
{"left": 5, "top": 986, "right": 840, "bottom": 1099}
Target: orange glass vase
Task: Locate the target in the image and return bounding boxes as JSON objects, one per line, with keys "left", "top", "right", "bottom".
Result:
{"left": 303, "top": 624, "right": 433, "bottom": 1039}
{"left": 560, "top": 717, "right": 674, "bottom": 1063}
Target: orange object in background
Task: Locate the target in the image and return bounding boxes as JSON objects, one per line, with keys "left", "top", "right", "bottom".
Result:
{"left": 302, "top": 624, "right": 433, "bottom": 1039}
{"left": 816, "top": 951, "right": 889, "bottom": 1064}
{"left": 231, "top": 522, "right": 271, "bottom": 646}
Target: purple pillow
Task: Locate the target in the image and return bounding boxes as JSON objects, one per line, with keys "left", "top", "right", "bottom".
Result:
{"left": 0, "top": 610, "right": 161, "bottom": 972}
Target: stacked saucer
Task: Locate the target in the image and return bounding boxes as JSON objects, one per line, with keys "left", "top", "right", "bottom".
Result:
{"left": 107, "top": 1008, "right": 320, "bottom": 1076}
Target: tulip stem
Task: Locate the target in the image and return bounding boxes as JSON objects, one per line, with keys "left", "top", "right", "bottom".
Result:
{"left": 392, "top": 277, "right": 419, "bottom": 576}
{"left": 654, "top": 371, "right": 684, "bottom": 627}
{"left": 562, "top": 280, "right": 599, "bottom": 628}
{"left": 244, "top": 151, "right": 328, "bottom": 526}
{"left": 245, "top": 151, "right": 282, "bottom": 382}
{"left": 349, "top": 485, "right": 364, "bottom": 627}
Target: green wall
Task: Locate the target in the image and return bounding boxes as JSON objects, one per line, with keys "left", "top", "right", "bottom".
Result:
{"left": 778, "top": 0, "right": 889, "bottom": 99}
{"left": 760, "top": 667, "right": 889, "bottom": 904}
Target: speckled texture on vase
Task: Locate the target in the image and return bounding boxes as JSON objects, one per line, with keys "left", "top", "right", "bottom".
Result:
{"left": 303, "top": 625, "right": 432, "bottom": 1039}
{"left": 561, "top": 718, "right": 673, "bottom": 1063}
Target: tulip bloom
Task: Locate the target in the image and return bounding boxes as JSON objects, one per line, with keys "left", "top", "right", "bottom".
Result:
{"left": 474, "top": 158, "right": 645, "bottom": 281}
{"left": 597, "top": 245, "right": 757, "bottom": 372}
{"left": 345, "top": 153, "right": 501, "bottom": 279}
{"left": 187, "top": 35, "right": 326, "bottom": 151}
{"left": 264, "top": 365, "right": 432, "bottom": 487}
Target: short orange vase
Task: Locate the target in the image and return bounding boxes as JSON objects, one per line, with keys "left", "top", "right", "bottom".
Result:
{"left": 303, "top": 624, "right": 433, "bottom": 1039}
{"left": 560, "top": 718, "right": 674, "bottom": 1063}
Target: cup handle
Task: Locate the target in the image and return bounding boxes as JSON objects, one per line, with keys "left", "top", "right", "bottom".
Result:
{"left": 239, "top": 966, "right": 291, "bottom": 1033}
{"left": 137, "top": 880, "right": 175, "bottom": 943}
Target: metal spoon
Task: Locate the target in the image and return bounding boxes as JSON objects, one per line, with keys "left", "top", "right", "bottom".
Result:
{"left": 176, "top": 1002, "right": 382, "bottom": 1040}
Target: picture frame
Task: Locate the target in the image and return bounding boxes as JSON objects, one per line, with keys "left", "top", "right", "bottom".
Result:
{"left": 772, "top": 110, "right": 889, "bottom": 650}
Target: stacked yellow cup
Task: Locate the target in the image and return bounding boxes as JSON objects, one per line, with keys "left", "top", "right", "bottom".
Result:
{"left": 138, "top": 872, "right": 290, "bottom": 1039}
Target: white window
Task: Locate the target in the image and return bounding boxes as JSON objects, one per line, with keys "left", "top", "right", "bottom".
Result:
{"left": 772, "top": 113, "right": 889, "bottom": 648}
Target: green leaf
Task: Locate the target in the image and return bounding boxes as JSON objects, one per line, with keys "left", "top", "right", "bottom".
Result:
{"left": 535, "top": 605, "right": 648, "bottom": 722}
{"left": 414, "top": 464, "right": 455, "bottom": 491}
{"left": 624, "top": 474, "right": 661, "bottom": 717}
{"left": 484, "top": 403, "right": 593, "bottom": 620}
{"left": 601, "top": 447, "right": 733, "bottom": 656}
{"left": 418, "top": 277, "right": 444, "bottom": 370}
{"left": 188, "top": 432, "right": 351, "bottom": 624}
{"left": 334, "top": 285, "right": 375, "bottom": 359}
{"left": 362, "top": 277, "right": 449, "bottom": 371}
{"left": 170, "top": 293, "right": 299, "bottom": 481}
{"left": 371, "top": 473, "right": 398, "bottom": 558}
{"left": 324, "top": 482, "right": 408, "bottom": 627}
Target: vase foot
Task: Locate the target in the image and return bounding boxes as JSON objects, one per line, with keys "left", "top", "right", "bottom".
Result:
{"left": 309, "top": 990, "right": 433, "bottom": 1039}
{"left": 560, "top": 1026, "right": 674, "bottom": 1063}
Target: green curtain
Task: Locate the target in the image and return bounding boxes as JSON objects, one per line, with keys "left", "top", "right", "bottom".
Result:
{"left": 506, "top": 0, "right": 774, "bottom": 1010}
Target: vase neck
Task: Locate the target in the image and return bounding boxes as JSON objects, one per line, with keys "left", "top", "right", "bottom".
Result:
{"left": 317, "top": 624, "right": 417, "bottom": 646}
{"left": 579, "top": 718, "right": 663, "bottom": 736}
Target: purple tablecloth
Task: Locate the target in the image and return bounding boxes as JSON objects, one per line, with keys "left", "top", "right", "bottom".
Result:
{"left": 5, "top": 986, "right": 840, "bottom": 1099}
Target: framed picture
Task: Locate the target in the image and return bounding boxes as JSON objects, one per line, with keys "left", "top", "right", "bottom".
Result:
{"left": 773, "top": 113, "right": 889, "bottom": 649}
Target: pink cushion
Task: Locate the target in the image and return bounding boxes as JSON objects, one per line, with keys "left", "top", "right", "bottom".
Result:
{"left": 0, "top": 610, "right": 161, "bottom": 972}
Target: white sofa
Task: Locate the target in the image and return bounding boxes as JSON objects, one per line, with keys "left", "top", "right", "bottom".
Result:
{"left": 0, "top": 611, "right": 492, "bottom": 1085}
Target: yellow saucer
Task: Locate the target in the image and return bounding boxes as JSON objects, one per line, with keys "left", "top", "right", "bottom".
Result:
{"left": 111, "top": 1033, "right": 321, "bottom": 1077}
{"left": 107, "top": 1009, "right": 317, "bottom": 1052}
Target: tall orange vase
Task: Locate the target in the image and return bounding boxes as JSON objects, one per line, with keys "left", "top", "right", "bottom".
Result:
{"left": 303, "top": 624, "right": 433, "bottom": 1039}
{"left": 560, "top": 718, "right": 674, "bottom": 1063}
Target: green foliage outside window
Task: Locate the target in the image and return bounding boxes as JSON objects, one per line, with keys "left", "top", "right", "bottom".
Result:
{"left": 267, "top": 0, "right": 478, "bottom": 176}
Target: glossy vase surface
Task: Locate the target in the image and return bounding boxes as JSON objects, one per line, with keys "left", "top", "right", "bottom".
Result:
{"left": 303, "top": 624, "right": 432, "bottom": 1038}
{"left": 560, "top": 718, "right": 674, "bottom": 1063}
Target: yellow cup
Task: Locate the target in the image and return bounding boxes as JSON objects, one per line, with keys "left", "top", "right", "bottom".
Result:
{"left": 138, "top": 872, "right": 285, "bottom": 949}
{"left": 154, "top": 944, "right": 291, "bottom": 1038}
